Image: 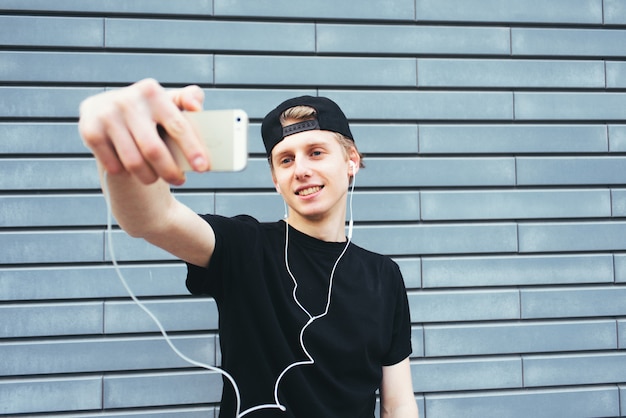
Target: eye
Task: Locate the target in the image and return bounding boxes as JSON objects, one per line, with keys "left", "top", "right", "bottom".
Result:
{"left": 311, "top": 150, "right": 323, "bottom": 157}
{"left": 280, "top": 157, "right": 293, "bottom": 165}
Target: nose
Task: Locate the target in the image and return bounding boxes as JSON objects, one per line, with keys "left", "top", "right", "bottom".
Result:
{"left": 293, "top": 156, "right": 311, "bottom": 179}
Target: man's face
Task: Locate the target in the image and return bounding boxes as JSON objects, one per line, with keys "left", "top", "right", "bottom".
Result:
{"left": 271, "top": 128, "right": 353, "bottom": 224}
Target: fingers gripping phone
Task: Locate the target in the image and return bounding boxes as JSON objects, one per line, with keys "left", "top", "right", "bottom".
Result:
{"left": 162, "top": 109, "right": 248, "bottom": 172}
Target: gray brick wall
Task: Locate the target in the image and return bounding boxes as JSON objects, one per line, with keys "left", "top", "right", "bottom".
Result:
{"left": 1, "top": 1, "right": 625, "bottom": 417}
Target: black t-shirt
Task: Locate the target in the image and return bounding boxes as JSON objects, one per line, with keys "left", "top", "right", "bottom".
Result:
{"left": 186, "top": 215, "right": 412, "bottom": 418}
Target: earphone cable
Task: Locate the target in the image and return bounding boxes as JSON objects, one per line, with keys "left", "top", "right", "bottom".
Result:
{"left": 274, "top": 169, "right": 356, "bottom": 407}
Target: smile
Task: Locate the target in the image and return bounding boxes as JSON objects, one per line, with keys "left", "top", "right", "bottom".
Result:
{"left": 296, "top": 186, "right": 323, "bottom": 196}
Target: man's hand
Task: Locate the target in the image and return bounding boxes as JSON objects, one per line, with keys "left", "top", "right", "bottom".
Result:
{"left": 78, "top": 78, "right": 210, "bottom": 185}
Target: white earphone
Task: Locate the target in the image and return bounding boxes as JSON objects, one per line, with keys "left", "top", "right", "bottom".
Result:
{"left": 347, "top": 161, "right": 356, "bottom": 240}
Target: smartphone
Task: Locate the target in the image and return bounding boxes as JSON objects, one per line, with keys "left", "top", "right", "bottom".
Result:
{"left": 162, "top": 109, "right": 248, "bottom": 172}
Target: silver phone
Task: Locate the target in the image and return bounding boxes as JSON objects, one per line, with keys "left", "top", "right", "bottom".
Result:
{"left": 163, "top": 109, "right": 248, "bottom": 172}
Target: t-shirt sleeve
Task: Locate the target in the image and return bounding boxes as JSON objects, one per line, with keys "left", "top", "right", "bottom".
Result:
{"left": 184, "top": 214, "right": 258, "bottom": 298}
{"left": 381, "top": 261, "right": 413, "bottom": 366}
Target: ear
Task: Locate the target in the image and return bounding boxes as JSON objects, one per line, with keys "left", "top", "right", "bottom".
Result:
{"left": 348, "top": 149, "right": 360, "bottom": 176}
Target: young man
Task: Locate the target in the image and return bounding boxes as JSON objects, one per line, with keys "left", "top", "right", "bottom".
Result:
{"left": 79, "top": 78, "right": 418, "bottom": 417}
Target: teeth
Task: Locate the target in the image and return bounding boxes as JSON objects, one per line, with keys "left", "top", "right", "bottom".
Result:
{"left": 297, "top": 186, "right": 321, "bottom": 196}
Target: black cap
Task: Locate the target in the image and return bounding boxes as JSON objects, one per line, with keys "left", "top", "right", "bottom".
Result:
{"left": 261, "top": 95, "right": 354, "bottom": 156}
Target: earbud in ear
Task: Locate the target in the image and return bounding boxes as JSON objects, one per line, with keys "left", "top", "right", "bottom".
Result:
{"left": 349, "top": 161, "right": 356, "bottom": 172}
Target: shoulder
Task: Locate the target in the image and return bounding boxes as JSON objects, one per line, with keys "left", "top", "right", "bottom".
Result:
{"left": 350, "top": 242, "right": 402, "bottom": 273}
{"left": 199, "top": 214, "right": 284, "bottom": 245}
{"left": 199, "top": 213, "right": 258, "bottom": 226}
{"left": 200, "top": 214, "right": 279, "bottom": 232}
{"left": 347, "top": 243, "right": 405, "bottom": 292}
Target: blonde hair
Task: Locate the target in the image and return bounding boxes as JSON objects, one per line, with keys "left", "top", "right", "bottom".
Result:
{"left": 269, "top": 106, "right": 364, "bottom": 169}
{"left": 279, "top": 105, "right": 317, "bottom": 125}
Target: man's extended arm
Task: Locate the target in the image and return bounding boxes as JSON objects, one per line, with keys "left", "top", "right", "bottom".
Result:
{"left": 79, "top": 78, "right": 215, "bottom": 267}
